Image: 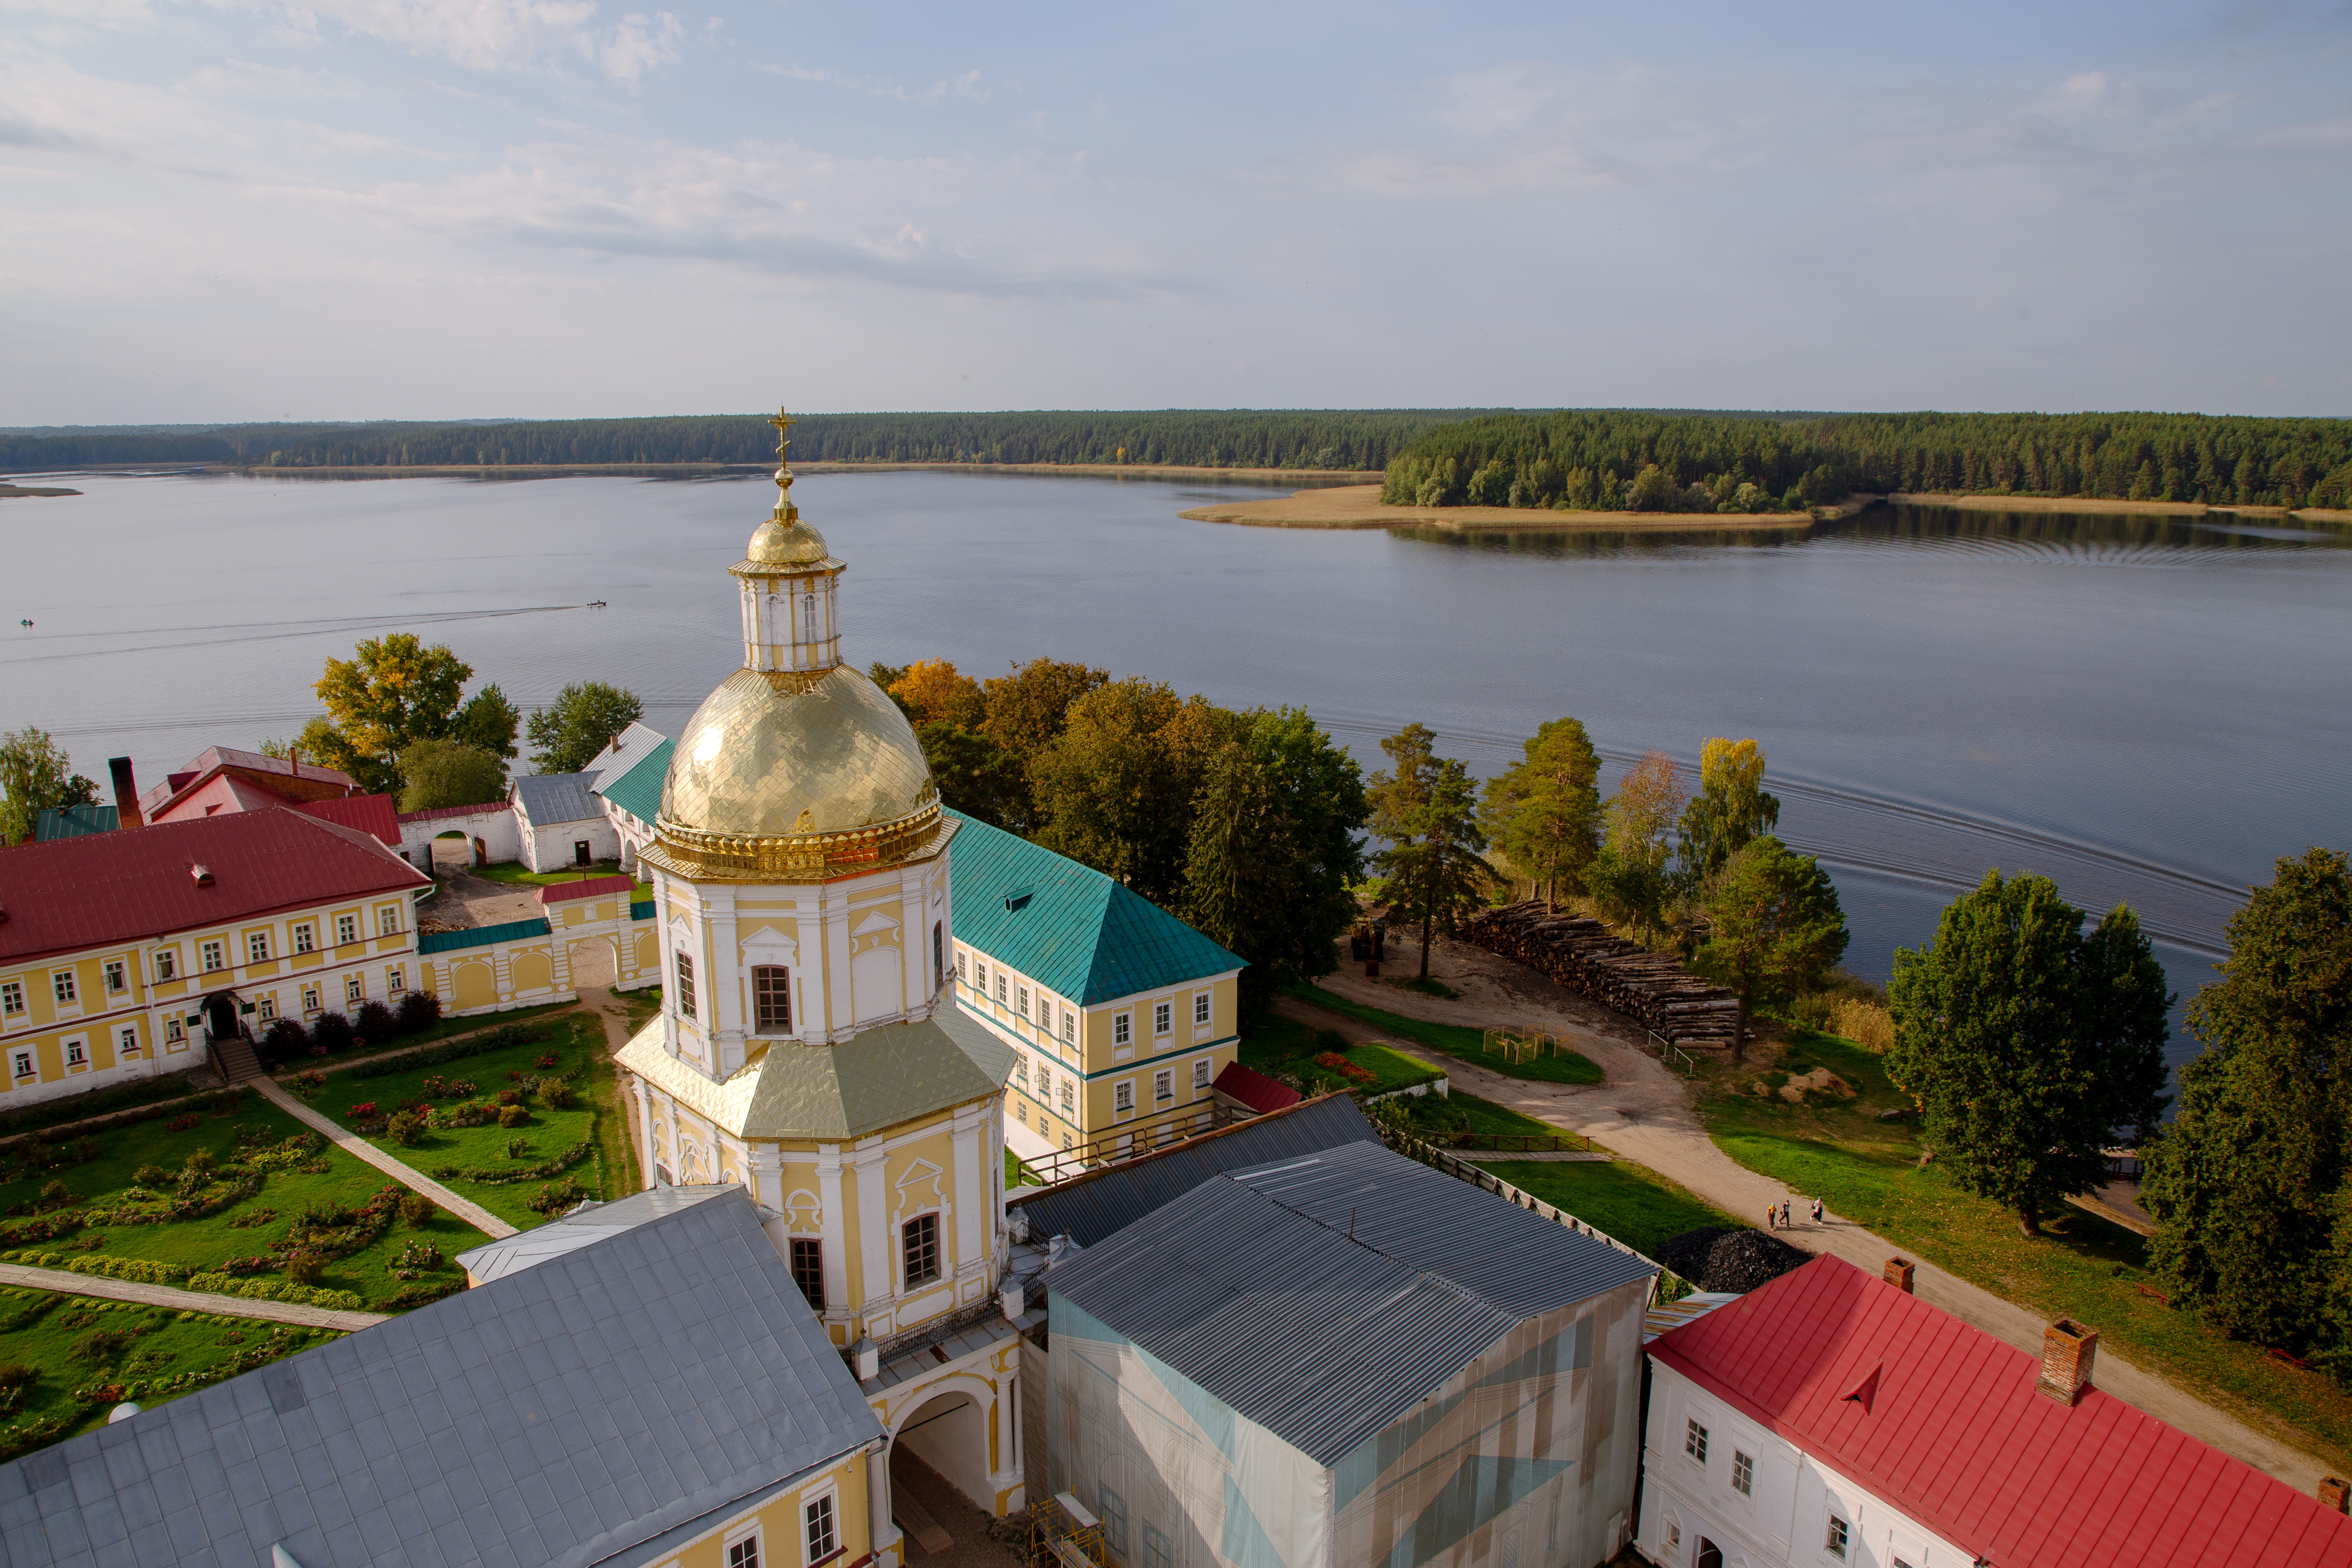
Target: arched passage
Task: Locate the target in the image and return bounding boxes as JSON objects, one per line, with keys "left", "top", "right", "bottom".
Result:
{"left": 889, "top": 1379, "right": 1001, "bottom": 1546}
{"left": 430, "top": 831, "right": 473, "bottom": 872}
{"left": 568, "top": 937, "right": 616, "bottom": 990}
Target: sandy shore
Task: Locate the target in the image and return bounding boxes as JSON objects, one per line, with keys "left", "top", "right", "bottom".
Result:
{"left": 0, "top": 483, "right": 80, "bottom": 498}
{"left": 1178, "top": 482, "right": 1849, "bottom": 531}
{"left": 1892, "top": 490, "right": 2348, "bottom": 525}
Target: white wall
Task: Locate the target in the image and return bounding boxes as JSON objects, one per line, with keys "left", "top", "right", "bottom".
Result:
{"left": 521, "top": 812, "right": 620, "bottom": 872}
{"left": 397, "top": 805, "right": 520, "bottom": 871}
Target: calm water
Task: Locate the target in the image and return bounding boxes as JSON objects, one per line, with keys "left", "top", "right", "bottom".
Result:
{"left": 8, "top": 469, "right": 2351, "bottom": 1071}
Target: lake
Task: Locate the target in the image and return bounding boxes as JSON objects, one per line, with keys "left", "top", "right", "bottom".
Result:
{"left": 7, "top": 468, "right": 2349, "bottom": 1072}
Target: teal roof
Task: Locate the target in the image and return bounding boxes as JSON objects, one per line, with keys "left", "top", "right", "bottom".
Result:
{"left": 945, "top": 810, "right": 1242, "bottom": 1006}
{"left": 598, "top": 737, "right": 673, "bottom": 825}
{"left": 418, "top": 916, "right": 550, "bottom": 955}
{"left": 34, "top": 805, "right": 116, "bottom": 840}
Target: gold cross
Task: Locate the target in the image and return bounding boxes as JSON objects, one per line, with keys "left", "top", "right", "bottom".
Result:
{"left": 769, "top": 407, "right": 794, "bottom": 463}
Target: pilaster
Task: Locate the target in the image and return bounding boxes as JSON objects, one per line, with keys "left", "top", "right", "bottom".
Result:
{"left": 816, "top": 1147, "right": 850, "bottom": 1327}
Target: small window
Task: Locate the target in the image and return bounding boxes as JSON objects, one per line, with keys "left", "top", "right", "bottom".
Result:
{"left": 336, "top": 914, "right": 357, "bottom": 946}
{"left": 1062, "top": 1133, "right": 1073, "bottom": 1151}
{"left": 902, "top": 1213, "right": 941, "bottom": 1288}
{"left": 1731, "top": 1449, "right": 1753, "bottom": 1496}
{"left": 727, "top": 1535, "right": 760, "bottom": 1568}
{"left": 1153, "top": 1069, "right": 1172, "bottom": 1103}
{"left": 1015, "top": 1056, "right": 1029, "bottom": 1086}
{"left": 164, "top": 1018, "right": 184, "bottom": 1044}
{"left": 1062, "top": 1010, "right": 1075, "bottom": 1044}
{"left": 1035, "top": 1063, "right": 1049, "bottom": 1100}
{"left": 118, "top": 1025, "right": 139, "bottom": 1056}
{"left": 957, "top": 950, "right": 969, "bottom": 982}
{"left": 301, "top": 986, "right": 321, "bottom": 1015}
{"left": 10, "top": 1052, "right": 29, "bottom": 1078}
{"left": 974, "top": 959, "right": 987, "bottom": 992}
{"left": 1016, "top": 1100, "right": 1028, "bottom": 1125}
{"left": 805, "top": 1493, "right": 838, "bottom": 1563}
{"left": 1113, "top": 1012, "right": 1131, "bottom": 1047}
{"left": 1016, "top": 986, "right": 1028, "bottom": 1018}
{"left": 1195, "top": 992, "right": 1211, "bottom": 1026}
{"left": 248, "top": 932, "right": 270, "bottom": 964}
{"left": 675, "top": 952, "right": 697, "bottom": 1020}
{"left": 345, "top": 974, "right": 363, "bottom": 1003}
{"left": 1114, "top": 1081, "right": 1134, "bottom": 1113}
{"left": 104, "top": 961, "right": 125, "bottom": 994}
{"left": 1061, "top": 1079, "right": 1075, "bottom": 1112}
{"left": 1893, "top": 1559, "right": 1917, "bottom": 1568}
{"left": 64, "top": 1039, "right": 86, "bottom": 1066}
{"left": 154, "top": 949, "right": 177, "bottom": 981}
{"left": 378, "top": 906, "right": 400, "bottom": 937}
{"left": 1685, "top": 1419, "right": 1708, "bottom": 1464}
{"left": 293, "top": 924, "right": 314, "bottom": 955}
{"left": 200, "top": 942, "right": 223, "bottom": 973}
{"left": 1192, "top": 1058, "right": 1212, "bottom": 1091}
{"left": 1153, "top": 1000, "right": 1171, "bottom": 1036}
{"left": 1826, "top": 1517, "right": 1848, "bottom": 1559}
{"left": 0, "top": 981, "right": 21, "bottom": 1016}
{"left": 1036, "top": 999, "right": 1052, "bottom": 1035}
{"left": 753, "top": 966, "right": 792, "bottom": 1033}
{"left": 53, "top": 971, "right": 77, "bottom": 1004}
{"left": 995, "top": 972, "right": 1007, "bottom": 1004}
{"left": 387, "top": 967, "right": 404, "bottom": 994}
{"left": 257, "top": 995, "right": 276, "bottom": 1021}
{"left": 790, "top": 1238, "right": 825, "bottom": 1310}
{"left": 932, "top": 922, "right": 943, "bottom": 990}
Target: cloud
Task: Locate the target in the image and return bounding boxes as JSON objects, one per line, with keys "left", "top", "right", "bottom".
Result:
{"left": 753, "top": 60, "right": 986, "bottom": 106}
{"left": 213, "top": 0, "right": 684, "bottom": 83}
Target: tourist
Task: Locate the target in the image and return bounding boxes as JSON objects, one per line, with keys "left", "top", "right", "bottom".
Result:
{"left": 1765, "top": 1204, "right": 1776, "bottom": 1231}
{"left": 1811, "top": 1197, "right": 1824, "bottom": 1225}
{"left": 1780, "top": 1200, "right": 1791, "bottom": 1229}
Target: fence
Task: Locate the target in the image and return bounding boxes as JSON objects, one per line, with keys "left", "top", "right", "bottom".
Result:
{"left": 1644, "top": 1029, "right": 1702, "bottom": 1078}
{"left": 1480, "top": 1027, "right": 1578, "bottom": 1065}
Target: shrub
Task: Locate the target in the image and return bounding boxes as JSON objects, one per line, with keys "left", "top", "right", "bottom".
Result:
{"left": 538, "top": 1080, "right": 576, "bottom": 1112}
{"left": 387, "top": 1111, "right": 423, "bottom": 1147}
{"left": 346, "top": 1102, "right": 377, "bottom": 1122}
{"left": 0, "top": 1365, "right": 37, "bottom": 1399}
{"left": 355, "top": 1002, "right": 397, "bottom": 1046}
{"left": 183, "top": 1149, "right": 217, "bottom": 1176}
{"left": 132, "top": 1164, "right": 169, "bottom": 1188}
{"left": 391, "top": 1238, "right": 442, "bottom": 1273}
{"left": 504, "top": 1137, "right": 531, "bottom": 1160}
{"left": 164, "top": 1115, "right": 199, "bottom": 1133}
{"left": 496, "top": 1105, "right": 528, "bottom": 1129}
{"left": 1827, "top": 995, "right": 1895, "bottom": 1052}
{"left": 308, "top": 1012, "right": 355, "bottom": 1054}
{"left": 394, "top": 991, "right": 443, "bottom": 1034}
{"left": 283, "top": 1250, "right": 326, "bottom": 1287}
{"left": 227, "top": 1208, "right": 278, "bottom": 1230}
{"left": 381, "top": 1279, "right": 464, "bottom": 1309}
{"left": 494, "top": 1088, "right": 519, "bottom": 1107}
{"left": 396, "top": 1194, "right": 436, "bottom": 1228}
{"left": 526, "top": 1177, "right": 591, "bottom": 1214}
{"left": 72, "top": 1328, "right": 135, "bottom": 1367}
{"left": 35, "top": 1181, "right": 70, "bottom": 1210}
{"left": 259, "top": 1018, "right": 308, "bottom": 1065}
{"left": 291, "top": 1070, "right": 327, "bottom": 1100}
{"left": 534, "top": 1054, "right": 558, "bottom": 1070}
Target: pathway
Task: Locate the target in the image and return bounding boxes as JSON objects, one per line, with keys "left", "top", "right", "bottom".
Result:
{"left": 575, "top": 985, "right": 647, "bottom": 1182}
{"left": 0, "top": 1263, "right": 387, "bottom": 1332}
{"left": 251, "top": 1079, "right": 519, "bottom": 1239}
{"left": 1289, "top": 945, "right": 2344, "bottom": 1491}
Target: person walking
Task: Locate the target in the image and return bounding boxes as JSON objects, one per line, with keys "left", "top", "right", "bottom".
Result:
{"left": 1810, "top": 1197, "right": 1824, "bottom": 1225}
{"left": 1764, "top": 1204, "right": 1776, "bottom": 1231}
{"left": 1780, "top": 1200, "right": 1791, "bottom": 1229}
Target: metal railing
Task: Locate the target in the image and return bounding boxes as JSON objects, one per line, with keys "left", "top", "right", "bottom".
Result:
{"left": 1644, "top": 1029, "right": 1701, "bottom": 1078}
{"left": 1012, "top": 1110, "right": 1222, "bottom": 1187}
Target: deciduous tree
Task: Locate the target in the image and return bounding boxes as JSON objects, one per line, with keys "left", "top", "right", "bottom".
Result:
{"left": 1479, "top": 717, "right": 1603, "bottom": 906}
{"left": 1678, "top": 737, "right": 1782, "bottom": 884}
{"left": 1588, "top": 749, "right": 1688, "bottom": 941}
{"left": 1029, "top": 679, "right": 1245, "bottom": 905}
{"left": 888, "top": 660, "right": 986, "bottom": 730}
{"left": 0, "top": 728, "right": 98, "bottom": 845}
{"left": 527, "top": 682, "right": 643, "bottom": 774}
{"left": 1695, "top": 837, "right": 1847, "bottom": 1061}
{"left": 311, "top": 635, "right": 475, "bottom": 793}
{"left": 396, "top": 738, "right": 508, "bottom": 812}
{"left": 1886, "top": 871, "right": 2171, "bottom": 1237}
{"left": 452, "top": 684, "right": 521, "bottom": 760}
{"left": 917, "top": 723, "right": 1028, "bottom": 830}
{"left": 1368, "top": 723, "right": 1491, "bottom": 980}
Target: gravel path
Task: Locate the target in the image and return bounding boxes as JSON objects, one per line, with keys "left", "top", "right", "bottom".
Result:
{"left": 1300, "top": 940, "right": 2341, "bottom": 1489}
{"left": 0, "top": 1263, "right": 387, "bottom": 1332}
{"left": 252, "top": 1079, "right": 519, "bottom": 1239}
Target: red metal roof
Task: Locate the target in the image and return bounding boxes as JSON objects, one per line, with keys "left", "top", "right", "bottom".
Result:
{"left": 396, "top": 800, "right": 511, "bottom": 824}
{"left": 536, "top": 874, "right": 637, "bottom": 905}
{"left": 138, "top": 746, "right": 357, "bottom": 820}
{"left": 294, "top": 794, "right": 401, "bottom": 847}
{"left": 0, "top": 807, "right": 428, "bottom": 965}
{"left": 1213, "top": 1061, "right": 1304, "bottom": 1116}
{"left": 1646, "top": 1254, "right": 2352, "bottom": 1568}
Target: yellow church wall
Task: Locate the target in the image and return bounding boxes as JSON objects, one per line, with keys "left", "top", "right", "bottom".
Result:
{"left": 656, "top": 1448, "right": 874, "bottom": 1568}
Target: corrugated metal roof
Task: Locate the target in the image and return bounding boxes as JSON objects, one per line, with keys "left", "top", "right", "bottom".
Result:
{"left": 631, "top": 899, "right": 655, "bottom": 920}
{"left": 537, "top": 874, "right": 636, "bottom": 905}
{"left": 945, "top": 810, "right": 1241, "bottom": 1005}
{"left": 1650, "top": 1255, "right": 2352, "bottom": 1568}
{"left": 1049, "top": 1157, "right": 1578, "bottom": 1467}
{"left": 396, "top": 800, "right": 511, "bottom": 824}
{"left": 294, "top": 794, "right": 401, "bottom": 847}
{"left": 1212, "top": 1060, "right": 1303, "bottom": 1116}
{"left": 417, "top": 916, "right": 551, "bottom": 955}
{"left": 0, "top": 808, "right": 428, "bottom": 964}
{"left": 455, "top": 1182, "right": 739, "bottom": 1283}
{"left": 510, "top": 771, "right": 602, "bottom": 827}
{"left": 584, "top": 722, "right": 670, "bottom": 794}
{"left": 32, "top": 805, "right": 115, "bottom": 840}
{"left": 1009, "top": 1094, "right": 1374, "bottom": 1248}
{"left": 597, "top": 738, "right": 673, "bottom": 826}
{"left": 0, "top": 1188, "right": 882, "bottom": 1568}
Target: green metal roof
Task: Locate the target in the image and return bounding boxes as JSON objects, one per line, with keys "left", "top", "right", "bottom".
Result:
{"left": 945, "top": 810, "right": 1243, "bottom": 1006}
{"left": 597, "top": 737, "right": 673, "bottom": 825}
{"left": 34, "top": 805, "right": 117, "bottom": 840}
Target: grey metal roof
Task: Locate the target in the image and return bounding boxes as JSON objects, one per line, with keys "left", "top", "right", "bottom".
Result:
{"left": 510, "top": 770, "right": 603, "bottom": 827}
{"left": 1043, "top": 1139, "right": 1657, "bottom": 1468}
{"left": 1228, "top": 1138, "right": 1658, "bottom": 1321}
{"left": 454, "top": 1182, "right": 740, "bottom": 1284}
{"left": 1007, "top": 1094, "right": 1375, "bottom": 1248}
{"left": 0, "top": 1188, "right": 880, "bottom": 1568}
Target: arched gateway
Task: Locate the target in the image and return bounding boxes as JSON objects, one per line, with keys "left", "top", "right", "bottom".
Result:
{"left": 616, "top": 414, "right": 1024, "bottom": 1565}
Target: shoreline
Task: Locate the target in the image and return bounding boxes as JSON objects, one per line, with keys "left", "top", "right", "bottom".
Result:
{"left": 1892, "top": 491, "right": 2352, "bottom": 525}
{"left": 3, "top": 460, "right": 1382, "bottom": 485}
{"left": 1178, "top": 483, "right": 1867, "bottom": 531}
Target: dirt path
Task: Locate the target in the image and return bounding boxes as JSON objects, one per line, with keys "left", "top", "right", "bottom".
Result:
{"left": 576, "top": 986, "right": 647, "bottom": 1189}
{"left": 1299, "top": 940, "right": 2341, "bottom": 1489}
{"left": 251, "top": 1080, "right": 519, "bottom": 1239}
{"left": 0, "top": 1263, "right": 387, "bottom": 1332}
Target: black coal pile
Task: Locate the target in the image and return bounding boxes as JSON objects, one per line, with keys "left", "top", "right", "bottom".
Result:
{"left": 1658, "top": 1225, "right": 1810, "bottom": 1294}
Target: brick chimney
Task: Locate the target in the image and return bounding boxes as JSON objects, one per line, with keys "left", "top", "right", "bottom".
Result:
{"left": 2037, "top": 1319, "right": 2098, "bottom": 1406}
{"left": 1884, "top": 1257, "right": 1915, "bottom": 1294}
{"left": 2320, "top": 1476, "right": 2350, "bottom": 1514}
{"left": 108, "top": 757, "right": 142, "bottom": 828}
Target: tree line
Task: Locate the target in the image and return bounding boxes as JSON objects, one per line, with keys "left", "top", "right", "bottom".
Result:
{"left": 1383, "top": 410, "right": 2352, "bottom": 513}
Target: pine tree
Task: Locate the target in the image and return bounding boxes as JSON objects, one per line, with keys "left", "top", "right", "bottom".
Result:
{"left": 1368, "top": 724, "right": 1491, "bottom": 980}
{"left": 1479, "top": 717, "right": 1603, "bottom": 905}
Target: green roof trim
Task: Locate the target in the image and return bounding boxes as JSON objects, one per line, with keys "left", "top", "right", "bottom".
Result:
{"left": 944, "top": 810, "right": 1243, "bottom": 1005}
{"left": 598, "top": 737, "right": 673, "bottom": 825}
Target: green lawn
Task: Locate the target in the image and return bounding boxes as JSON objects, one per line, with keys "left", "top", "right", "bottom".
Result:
{"left": 0, "top": 1289, "right": 341, "bottom": 1460}
{"left": 0, "top": 1096, "right": 486, "bottom": 1310}
{"left": 267, "top": 1000, "right": 581, "bottom": 1077}
{"left": 472, "top": 861, "right": 652, "bottom": 899}
{"left": 1288, "top": 985, "right": 1604, "bottom": 1085}
{"left": 317, "top": 1016, "right": 626, "bottom": 1228}
{"left": 1237, "top": 1012, "right": 1444, "bottom": 1097}
{"left": 1701, "top": 1028, "right": 2352, "bottom": 1469}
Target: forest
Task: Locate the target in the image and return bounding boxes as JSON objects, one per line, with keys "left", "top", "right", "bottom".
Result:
{"left": 1380, "top": 410, "right": 2352, "bottom": 513}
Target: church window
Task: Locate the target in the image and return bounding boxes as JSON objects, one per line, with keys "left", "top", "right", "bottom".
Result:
{"left": 802, "top": 591, "right": 818, "bottom": 645}
{"left": 753, "top": 966, "right": 792, "bottom": 1033}
{"left": 902, "top": 1213, "right": 941, "bottom": 1288}
{"left": 1113, "top": 1012, "right": 1131, "bottom": 1046}
{"left": 932, "top": 922, "right": 943, "bottom": 990}
{"left": 1016, "top": 986, "right": 1028, "bottom": 1018}
{"left": 790, "top": 1238, "right": 824, "bottom": 1310}
{"left": 675, "top": 953, "right": 697, "bottom": 1019}
{"left": 154, "top": 948, "right": 177, "bottom": 981}
{"left": 248, "top": 932, "right": 270, "bottom": 964}
{"left": 1195, "top": 992, "right": 1211, "bottom": 1027}
{"left": 1153, "top": 1000, "right": 1171, "bottom": 1037}
{"left": 293, "top": 924, "right": 313, "bottom": 954}
{"left": 805, "top": 1493, "right": 838, "bottom": 1563}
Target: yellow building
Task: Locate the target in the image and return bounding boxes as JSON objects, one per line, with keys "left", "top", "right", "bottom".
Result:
{"left": 940, "top": 811, "right": 1244, "bottom": 1174}
{"left": 0, "top": 807, "right": 428, "bottom": 1103}
{"left": 616, "top": 416, "right": 1026, "bottom": 1555}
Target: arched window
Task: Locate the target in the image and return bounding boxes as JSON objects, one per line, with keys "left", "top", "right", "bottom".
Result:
{"left": 752, "top": 966, "right": 792, "bottom": 1033}
{"left": 1696, "top": 1539, "right": 1723, "bottom": 1568}
{"left": 802, "top": 592, "right": 818, "bottom": 645}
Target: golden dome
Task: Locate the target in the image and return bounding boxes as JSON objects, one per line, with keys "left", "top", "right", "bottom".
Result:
{"left": 650, "top": 665, "right": 943, "bottom": 880}
{"left": 734, "top": 497, "right": 839, "bottom": 575}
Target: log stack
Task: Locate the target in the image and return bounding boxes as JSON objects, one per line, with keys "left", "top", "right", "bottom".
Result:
{"left": 1458, "top": 901, "right": 1743, "bottom": 1049}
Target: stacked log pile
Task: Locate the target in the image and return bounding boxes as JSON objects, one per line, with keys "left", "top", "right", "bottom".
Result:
{"left": 1459, "top": 901, "right": 1742, "bottom": 1049}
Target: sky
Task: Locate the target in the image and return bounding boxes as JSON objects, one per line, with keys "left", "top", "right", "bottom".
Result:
{"left": 3, "top": 1, "right": 2349, "bottom": 424}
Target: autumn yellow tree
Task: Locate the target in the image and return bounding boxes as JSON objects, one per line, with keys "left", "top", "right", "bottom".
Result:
{"left": 887, "top": 660, "right": 986, "bottom": 729}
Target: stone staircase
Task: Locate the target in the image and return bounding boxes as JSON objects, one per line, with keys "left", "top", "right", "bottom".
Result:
{"left": 210, "top": 1034, "right": 265, "bottom": 1084}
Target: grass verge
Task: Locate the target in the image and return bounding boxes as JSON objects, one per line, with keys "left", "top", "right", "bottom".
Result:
{"left": 472, "top": 861, "right": 652, "bottom": 899}
{"left": 1700, "top": 1028, "right": 2352, "bottom": 1467}
{"left": 1289, "top": 984, "right": 1604, "bottom": 1085}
